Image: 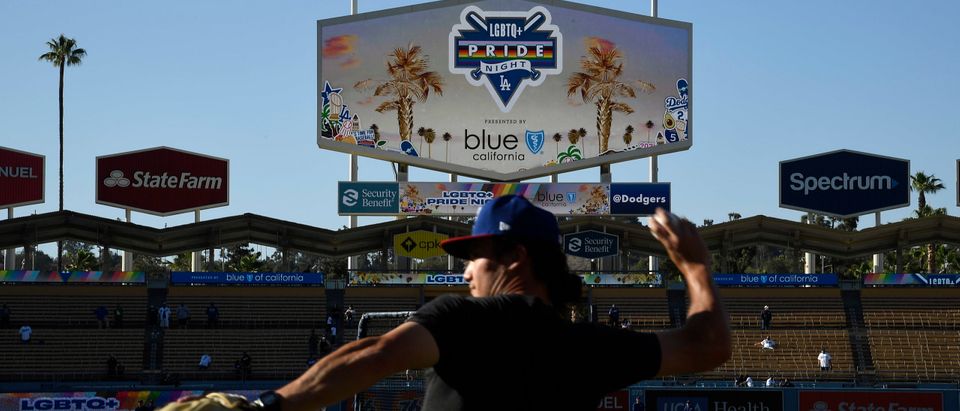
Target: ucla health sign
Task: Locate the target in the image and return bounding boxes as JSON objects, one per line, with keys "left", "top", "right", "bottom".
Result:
{"left": 172, "top": 272, "right": 324, "bottom": 286}
{"left": 713, "top": 273, "right": 838, "bottom": 287}
{"left": 780, "top": 150, "right": 909, "bottom": 218}
{"left": 338, "top": 182, "right": 398, "bottom": 215}
{"left": 564, "top": 230, "right": 618, "bottom": 259}
{"left": 610, "top": 183, "right": 670, "bottom": 215}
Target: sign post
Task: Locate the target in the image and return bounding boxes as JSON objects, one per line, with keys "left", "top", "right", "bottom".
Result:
{"left": 780, "top": 150, "right": 909, "bottom": 274}
{"left": 97, "top": 147, "right": 229, "bottom": 271}
{"left": 0, "top": 146, "right": 45, "bottom": 270}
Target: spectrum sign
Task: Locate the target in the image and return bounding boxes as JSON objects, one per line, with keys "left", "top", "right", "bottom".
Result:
{"left": 0, "top": 146, "right": 44, "bottom": 209}
{"left": 96, "top": 147, "right": 229, "bottom": 216}
{"left": 780, "top": 150, "right": 909, "bottom": 218}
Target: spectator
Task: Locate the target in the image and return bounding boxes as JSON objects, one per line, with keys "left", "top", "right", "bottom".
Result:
{"left": 0, "top": 304, "right": 10, "bottom": 328}
{"left": 608, "top": 304, "right": 620, "bottom": 327}
{"left": 745, "top": 376, "right": 754, "bottom": 387}
{"left": 95, "top": 305, "right": 109, "bottom": 329}
{"left": 309, "top": 329, "right": 319, "bottom": 357}
{"left": 329, "top": 325, "right": 337, "bottom": 345}
{"left": 682, "top": 400, "right": 693, "bottom": 411}
{"left": 318, "top": 335, "right": 332, "bottom": 356}
{"left": 147, "top": 304, "right": 158, "bottom": 326}
{"left": 206, "top": 302, "right": 219, "bottom": 328}
{"left": 779, "top": 378, "right": 794, "bottom": 387}
{"left": 113, "top": 305, "right": 124, "bottom": 329}
{"left": 818, "top": 349, "right": 832, "bottom": 371}
{"left": 620, "top": 318, "right": 632, "bottom": 329}
{"left": 344, "top": 305, "right": 355, "bottom": 327}
{"left": 134, "top": 400, "right": 149, "bottom": 411}
{"left": 158, "top": 304, "right": 171, "bottom": 328}
{"left": 177, "top": 303, "right": 191, "bottom": 328}
{"left": 765, "top": 376, "right": 776, "bottom": 387}
{"left": 107, "top": 355, "right": 118, "bottom": 377}
{"left": 633, "top": 397, "right": 645, "bottom": 411}
{"left": 755, "top": 336, "right": 776, "bottom": 350}
{"left": 145, "top": 400, "right": 156, "bottom": 411}
{"left": 18, "top": 324, "right": 31, "bottom": 343}
{"left": 199, "top": 353, "right": 212, "bottom": 370}
{"left": 760, "top": 305, "right": 772, "bottom": 330}
{"left": 239, "top": 351, "right": 252, "bottom": 377}
{"left": 734, "top": 374, "right": 745, "bottom": 387}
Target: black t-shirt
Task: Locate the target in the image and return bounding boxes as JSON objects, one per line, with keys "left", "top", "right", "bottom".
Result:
{"left": 408, "top": 294, "right": 661, "bottom": 410}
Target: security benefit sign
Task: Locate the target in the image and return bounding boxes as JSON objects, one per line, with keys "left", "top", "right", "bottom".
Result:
{"left": 393, "top": 231, "right": 449, "bottom": 259}
{"left": 0, "top": 146, "right": 44, "bottom": 208}
{"left": 338, "top": 182, "right": 399, "bottom": 215}
{"left": 564, "top": 230, "right": 619, "bottom": 259}
{"left": 780, "top": 149, "right": 909, "bottom": 218}
{"left": 97, "top": 147, "right": 229, "bottom": 216}
{"left": 799, "top": 391, "right": 942, "bottom": 411}
{"left": 318, "top": 0, "right": 692, "bottom": 181}
{"left": 645, "top": 389, "right": 783, "bottom": 411}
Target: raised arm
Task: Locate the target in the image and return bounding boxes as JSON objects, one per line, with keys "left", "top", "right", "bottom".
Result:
{"left": 276, "top": 321, "right": 439, "bottom": 411}
{"left": 649, "top": 209, "right": 731, "bottom": 376}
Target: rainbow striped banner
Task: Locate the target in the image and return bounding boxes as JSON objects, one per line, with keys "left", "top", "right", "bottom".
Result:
{"left": 399, "top": 182, "right": 610, "bottom": 215}
{"left": 0, "top": 270, "right": 144, "bottom": 284}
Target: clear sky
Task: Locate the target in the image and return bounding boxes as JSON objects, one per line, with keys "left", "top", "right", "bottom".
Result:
{"left": 1, "top": 0, "right": 958, "bottom": 237}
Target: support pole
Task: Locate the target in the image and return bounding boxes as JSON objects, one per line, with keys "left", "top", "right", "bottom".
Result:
{"left": 448, "top": 173, "right": 457, "bottom": 271}
{"left": 348, "top": 154, "right": 359, "bottom": 271}
{"left": 3, "top": 208, "right": 14, "bottom": 270}
{"left": 191, "top": 210, "right": 202, "bottom": 272}
{"left": 872, "top": 212, "right": 884, "bottom": 272}
{"left": 648, "top": 156, "right": 659, "bottom": 275}
{"left": 804, "top": 212, "right": 815, "bottom": 274}
{"left": 122, "top": 209, "right": 133, "bottom": 271}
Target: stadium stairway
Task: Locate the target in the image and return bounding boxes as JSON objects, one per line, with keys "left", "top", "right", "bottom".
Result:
{"left": 841, "top": 289, "right": 876, "bottom": 385}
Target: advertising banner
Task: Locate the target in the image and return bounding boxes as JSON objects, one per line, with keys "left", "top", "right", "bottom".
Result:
{"left": 339, "top": 181, "right": 668, "bottom": 216}
{"left": 565, "top": 230, "right": 619, "bottom": 259}
{"left": 610, "top": 182, "right": 671, "bottom": 215}
{"left": 400, "top": 182, "right": 611, "bottom": 215}
{"left": 393, "top": 230, "right": 449, "bottom": 259}
{"left": 780, "top": 150, "right": 909, "bottom": 218}
{"left": 597, "top": 390, "right": 629, "bottom": 411}
{"left": 338, "top": 181, "right": 400, "bottom": 215}
{"left": 0, "top": 271, "right": 144, "bottom": 284}
{"left": 863, "top": 273, "right": 960, "bottom": 286}
{"left": 0, "top": 390, "right": 262, "bottom": 411}
{"left": 712, "top": 273, "right": 838, "bottom": 287}
{"left": 350, "top": 272, "right": 466, "bottom": 286}
{"left": 581, "top": 273, "right": 662, "bottom": 287}
{"left": 0, "top": 146, "right": 44, "bottom": 209}
{"left": 645, "top": 389, "right": 783, "bottom": 411}
{"left": 318, "top": 0, "right": 692, "bottom": 181}
{"left": 171, "top": 272, "right": 324, "bottom": 286}
{"left": 798, "top": 391, "right": 942, "bottom": 411}
{"left": 96, "top": 147, "right": 229, "bottom": 216}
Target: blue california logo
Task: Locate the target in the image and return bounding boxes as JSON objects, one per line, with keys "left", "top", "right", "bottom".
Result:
{"left": 449, "top": 6, "right": 563, "bottom": 112}
{"left": 525, "top": 130, "right": 545, "bottom": 154}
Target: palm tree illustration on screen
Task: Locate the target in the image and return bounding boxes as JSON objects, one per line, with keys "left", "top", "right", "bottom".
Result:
{"left": 567, "top": 45, "right": 654, "bottom": 154}
{"left": 355, "top": 44, "right": 443, "bottom": 143}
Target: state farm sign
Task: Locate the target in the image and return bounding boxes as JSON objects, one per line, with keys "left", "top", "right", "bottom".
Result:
{"left": 799, "top": 391, "right": 941, "bottom": 411}
{"left": 96, "top": 147, "right": 229, "bottom": 216}
{"left": 0, "top": 146, "right": 44, "bottom": 208}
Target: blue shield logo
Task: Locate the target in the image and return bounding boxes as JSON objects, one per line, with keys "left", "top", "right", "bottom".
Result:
{"left": 525, "top": 130, "right": 545, "bottom": 154}
{"left": 566, "top": 192, "right": 577, "bottom": 202}
{"left": 450, "top": 6, "right": 563, "bottom": 112}
{"left": 246, "top": 274, "right": 254, "bottom": 283}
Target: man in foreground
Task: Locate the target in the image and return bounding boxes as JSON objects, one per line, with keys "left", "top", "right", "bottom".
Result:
{"left": 169, "top": 195, "right": 730, "bottom": 410}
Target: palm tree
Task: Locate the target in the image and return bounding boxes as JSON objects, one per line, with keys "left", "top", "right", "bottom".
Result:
{"left": 417, "top": 126, "right": 426, "bottom": 153}
{"left": 355, "top": 44, "right": 443, "bottom": 141}
{"left": 442, "top": 132, "right": 452, "bottom": 162}
{"left": 39, "top": 34, "right": 86, "bottom": 273}
{"left": 622, "top": 125, "right": 634, "bottom": 146}
{"left": 370, "top": 123, "right": 380, "bottom": 143}
{"left": 424, "top": 128, "right": 436, "bottom": 159}
{"left": 566, "top": 46, "right": 654, "bottom": 154}
{"left": 910, "top": 171, "right": 945, "bottom": 211}
{"left": 577, "top": 127, "right": 587, "bottom": 155}
{"left": 567, "top": 129, "right": 580, "bottom": 148}
{"left": 552, "top": 133, "right": 562, "bottom": 157}
{"left": 645, "top": 120, "right": 655, "bottom": 144}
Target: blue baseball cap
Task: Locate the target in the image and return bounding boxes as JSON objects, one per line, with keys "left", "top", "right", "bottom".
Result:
{"left": 441, "top": 195, "right": 561, "bottom": 259}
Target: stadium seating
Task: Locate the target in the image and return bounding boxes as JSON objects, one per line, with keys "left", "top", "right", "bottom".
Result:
{"left": 862, "top": 288, "right": 960, "bottom": 382}
{"left": 0, "top": 285, "right": 146, "bottom": 382}
{"left": 591, "top": 288, "right": 671, "bottom": 331}
{"left": 165, "top": 286, "right": 327, "bottom": 329}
